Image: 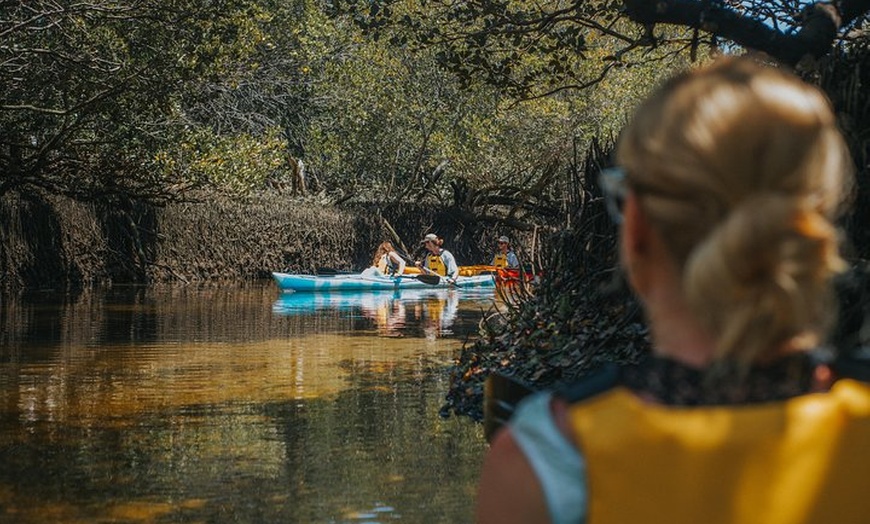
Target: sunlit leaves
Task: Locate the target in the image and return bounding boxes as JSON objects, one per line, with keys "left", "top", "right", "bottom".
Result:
{"left": 332, "top": 0, "right": 667, "bottom": 99}
{"left": 301, "top": 0, "right": 697, "bottom": 207}
{"left": 157, "top": 127, "right": 286, "bottom": 194}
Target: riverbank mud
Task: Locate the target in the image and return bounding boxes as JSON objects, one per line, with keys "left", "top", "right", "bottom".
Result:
{"left": 0, "top": 190, "right": 515, "bottom": 290}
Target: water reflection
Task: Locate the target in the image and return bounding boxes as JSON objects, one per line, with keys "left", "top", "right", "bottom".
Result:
{"left": 273, "top": 288, "right": 496, "bottom": 339}
{"left": 0, "top": 283, "right": 490, "bottom": 523}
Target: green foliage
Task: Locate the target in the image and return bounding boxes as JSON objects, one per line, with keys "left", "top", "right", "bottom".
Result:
{"left": 332, "top": 1, "right": 693, "bottom": 99}
{"left": 308, "top": 43, "right": 512, "bottom": 200}
{"left": 300, "top": 5, "right": 682, "bottom": 207}
{"left": 0, "top": 0, "right": 696, "bottom": 206}
{"left": 306, "top": 0, "right": 697, "bottom": 213}
{"left": 0, "top": 0, "right": 274, "bottom": 201}
{"left": 155, "top": 128, "right": 286, "bottom": 194}
{"left": 5, "top": 0, "right": 869, "bottom": 208}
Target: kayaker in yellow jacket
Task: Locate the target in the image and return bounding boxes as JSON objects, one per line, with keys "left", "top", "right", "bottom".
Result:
{"left": 492, "top": 235, "right": 519, "bottom": 269}
{"left": 371, "top": 241, "right": 406, "bottom": 276}
{"left": 476, "top": 56, "right": 870, "bottom": 524}
{"left": 416, "top": 233, "right": 459, "bottom": 281}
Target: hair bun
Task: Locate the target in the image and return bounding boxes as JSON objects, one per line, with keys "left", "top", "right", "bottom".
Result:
{"left": 684, "top": 193, "right": 843, "bottom": 362}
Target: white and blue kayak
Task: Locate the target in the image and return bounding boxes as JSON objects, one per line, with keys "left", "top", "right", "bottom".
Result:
{"left": 272, "top": 269, "right": 495, "bottom": 293}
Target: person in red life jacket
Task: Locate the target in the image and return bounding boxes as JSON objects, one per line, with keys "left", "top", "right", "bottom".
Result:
{"left": 476, "top": 56, "right": 870, "bottom": 524}
{"left": 492, "top": 235, "right": 520, "bottom": 269}
{"left": 416, "top": 233, "right": 459, "bottom": 282}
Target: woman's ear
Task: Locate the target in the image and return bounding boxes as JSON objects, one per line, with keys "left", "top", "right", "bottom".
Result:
{"left": 620, "top": 191, "right": 652, "bottom": 294}
{"left": 621, "top": 192, "right": 647, "bottom": 256}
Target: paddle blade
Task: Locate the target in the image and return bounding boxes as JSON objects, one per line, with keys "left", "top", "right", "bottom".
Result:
{"left": 415, "top": 274, "right": 442, "bottom": 285}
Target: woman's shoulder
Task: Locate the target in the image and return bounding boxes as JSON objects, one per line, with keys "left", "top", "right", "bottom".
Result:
{"left": 554, "top": 363, "right": 621, "bottom": 404}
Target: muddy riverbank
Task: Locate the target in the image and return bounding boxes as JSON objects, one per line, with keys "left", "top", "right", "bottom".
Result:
{"left": 0, "top": 190, "right": 528, "bottom": 290}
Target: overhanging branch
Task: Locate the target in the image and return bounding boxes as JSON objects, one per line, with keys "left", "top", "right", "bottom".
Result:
{"left": 623, "top": 0, "right": 870, "bottom": 66}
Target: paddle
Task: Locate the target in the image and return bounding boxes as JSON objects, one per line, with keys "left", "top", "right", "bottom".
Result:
{"left": 483, "top": 372, "right": 535, "bottom": 443}
{"left": 415, "top": 274, "right": 442, "bottom": 285}
{"left": 397, "top": 274, "right": 442, "bottom": 286}
{"left": 382, "top": 217, "right": 416, "bottom": 263}
{"left": 381, "top": 215, "right": 461, "bottom": 287}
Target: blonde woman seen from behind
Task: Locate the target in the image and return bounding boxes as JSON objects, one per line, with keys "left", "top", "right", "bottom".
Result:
{"left": 476, "top": 57, "right": 870, "bottom": 524}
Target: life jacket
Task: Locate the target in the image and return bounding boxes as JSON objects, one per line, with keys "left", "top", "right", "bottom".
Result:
{"left": 426, "top": 253, "right": 447, "bottom": 276}
{"left": 565, "top": 378, "right": 870, "bottom": 524}
{"left": 492, "top": 252, "right": 509, "bottom": 269}
{"left": 377, "top": 254, "right": 397, "bottom": 275}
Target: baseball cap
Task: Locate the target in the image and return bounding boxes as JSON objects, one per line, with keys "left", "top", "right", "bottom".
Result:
{"left": 498, "top": 236, "right": 510, "bottom": 243}
{"left": 421, "top": 233, "right": 439, "bottom": 244}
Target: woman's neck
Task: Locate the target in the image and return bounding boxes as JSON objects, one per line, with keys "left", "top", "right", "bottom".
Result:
{"left": 644, "top": 283, "right": 717, "bottom": 369}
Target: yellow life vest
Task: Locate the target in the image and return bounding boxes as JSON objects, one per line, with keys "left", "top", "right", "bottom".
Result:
{"left": 492, "top": 253, "right": 509, "bottom": 269}
{"left": 426, "top": 253, "right": 447, "bottom": 276}
{"left": 376, "top": 254, "right": 392, "bottom": 274}
{"left": 567, "top": 379, "right": 870, "bottom": 524}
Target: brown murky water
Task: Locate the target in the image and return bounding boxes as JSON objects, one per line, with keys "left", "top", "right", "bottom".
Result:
{"left": 0, "top": 283, "right": 496, "bottom": 523}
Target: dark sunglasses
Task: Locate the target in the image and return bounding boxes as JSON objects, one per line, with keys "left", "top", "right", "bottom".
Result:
{"left": 598, "top": 166, "right": 628, "bottom": 224}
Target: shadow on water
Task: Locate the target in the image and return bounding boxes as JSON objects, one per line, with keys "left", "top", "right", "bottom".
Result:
{"left": 0, "top": 283, "right": 492, "bottom": 523}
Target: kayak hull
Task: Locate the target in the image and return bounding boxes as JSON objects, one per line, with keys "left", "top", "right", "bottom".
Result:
{"left": 272, "top": 272, "right": 495, "bottom": 292}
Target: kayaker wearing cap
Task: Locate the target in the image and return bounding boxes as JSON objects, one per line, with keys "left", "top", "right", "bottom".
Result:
{"left": 416, "top": 233, "right": 459, "bottom": 281}
{"left": 492, "top": 235, "right": 519, "bottom": 269}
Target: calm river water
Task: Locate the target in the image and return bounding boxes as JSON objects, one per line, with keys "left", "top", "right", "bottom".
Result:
{"left": 0, "top": 283, "right": 497, "bottom": 523}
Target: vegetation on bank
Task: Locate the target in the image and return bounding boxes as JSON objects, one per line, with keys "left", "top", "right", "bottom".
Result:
{"left": 441, "top": 141, "right": 870, "bottom": 422}
{"left": 441, "top": 143, "right": 651, "bottom": 420}
{"left": 0, "top": 188, "right": 548, "bottom": 290}
{"left": 4, "top": 2, "right": 867, "bottom": 268}
{"left": 0, "top": 190, "right": 355, "bottom": 289}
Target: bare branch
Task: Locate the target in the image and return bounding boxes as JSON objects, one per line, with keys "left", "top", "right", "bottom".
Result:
{"left": 622, "top": 0, "right": 870, "bottom": 66}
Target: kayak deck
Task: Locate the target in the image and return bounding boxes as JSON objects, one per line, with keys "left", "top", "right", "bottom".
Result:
{"left": 271, "top": 271, "right": 495, "bottom": 292}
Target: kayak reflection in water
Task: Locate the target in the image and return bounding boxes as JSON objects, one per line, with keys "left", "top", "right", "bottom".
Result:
{"left": 417, "top": 290, "right": 459, "bottom": 340}
{"left": 355, "top": 289, "right": 460, "bottom": 339}
{"left": 360, "top": 293, "right": 408, "bottom": 337}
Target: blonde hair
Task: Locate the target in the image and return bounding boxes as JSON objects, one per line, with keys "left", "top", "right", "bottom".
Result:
{"left": 372, "top": 241, "right": 396, "bottom": 267}
{"left": 617, "top": 56, "right": 854, "bottom": 364}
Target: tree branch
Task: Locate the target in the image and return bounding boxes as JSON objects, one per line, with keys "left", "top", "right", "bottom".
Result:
{"left": 623, "top": 0, "right": 870, "bottom": 66}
